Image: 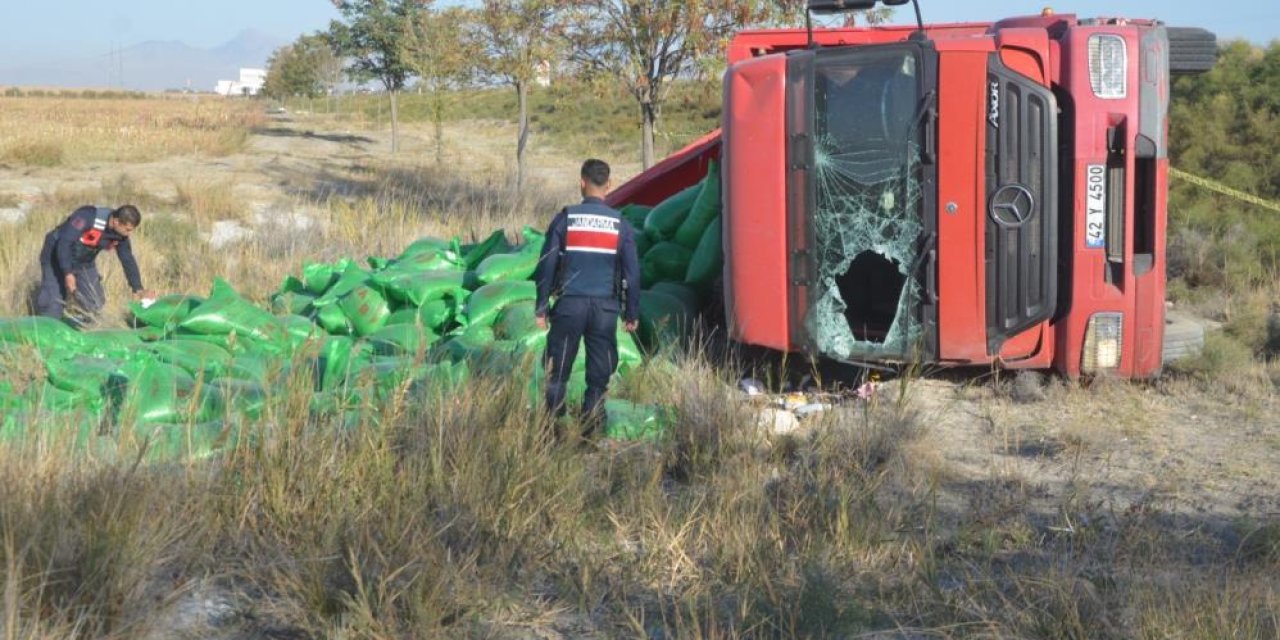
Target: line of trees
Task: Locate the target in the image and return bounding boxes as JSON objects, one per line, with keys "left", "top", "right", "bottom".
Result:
{"left": 1168, "top": 40, "right": 1280, "bottom": 290}
{"left": 263, "top": 0, "right": 887, "bottom": 189}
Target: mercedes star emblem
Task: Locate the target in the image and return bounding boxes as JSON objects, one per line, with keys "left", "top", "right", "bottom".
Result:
{"left": 989, "top": 184, "right": 1035, "bottom": 228}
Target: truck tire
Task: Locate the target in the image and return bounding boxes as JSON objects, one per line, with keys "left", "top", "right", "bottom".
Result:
{"left": 1163, "top": 311, "right": 1206, "bottom": 364}
{"left": 1168, "top": 27, "right": 1217, "bottom": 75}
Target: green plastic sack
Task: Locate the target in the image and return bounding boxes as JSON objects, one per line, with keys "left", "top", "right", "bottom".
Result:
{"left": 129, "top": 294, "right": 204, "bottom": 330}
{"left": 635, "top": 232, "right": 652, "bottom": 261}
{"left": 641, "top": 242, "right": 693, "bottom": 286}
{"left": 434, "top": 325, "right": 501, "bottom": 363}
{"left": 134, "top": 326, "right": 167, "bottom": 342}
{"left": 270, "top": 291, "right": 316, "bottom": 317}
{"left": 383, "top": 308, "right": 419, "bottom": 326}
{"left": 359, "top": 355, "right": 426, "bottom": 397}
{"left": 474, "top": 227, "right": 544, "bottom": 285}
{"left": 416, "top": 297, "right": 456, "bottom": 331}
{"left": 178, "top": 280, "right": 290, "bottom": 353}
{"left": 371, "top": 270, "right": 472, "bottom": 307}
{"left": 302, "top": 260, "right": 348, "bottom": 294}
{"left": 314, "top": 303, "right": 352, "bottom": 335}
{"left": 421, "top": 359, "right": 469, "bottom": 391}
{"left": 638, "top": 289, "right": 696, "bottom": 348}
{"left": 130, "top": 421, "right": 229, "bottom": 462}
{"left": 207, "top": 378, "right": 267, "bottom": 420}
{"left": 368, "top": 323, "right": 437, "bottom": 357}
{"left": 466, "top": 280, "right": 537, "bottom": 328}
{"left": 10, "top": 386, "right": 99, "bottom": 449}
{"left": 44, "top": 355, "right": 125, "bottom": 406}
{"left": 0, "top": 317, "right": 82, "bottom": 353}
{"left": 493, "top": 300, "right": 541, "bottom": 342}
{"left": 617, "top": 327, "right": 645, "bottom": 372}
{"left": 120, "top": 361, "right": 212, "bottom": 426}
{"left": 164, "top": 330, "right": 247, "bottom": 355}
{"left": 312, "top": 263, "right": 372, "bottom": 308}
{"left": 78, "top": 329, "right": 144, "bottom": 359}
{"left": 280, "top": 314, "right": 321, "bottom": 343}
{"left": 315, "top": 337, "right": 373, "bottom": 392}
{"left": 278, "top": 275, "right": 307, "bottom": 295}
{"left": 400, "top": 236, "right": 460, "bottom": 259}
{"left": 620, "top": 203, "right": 652, "bottom": 230}
{"left": 338, "top": 285, "right": 391, "bottom": 337}
{"left": 674, "top": 160, "right": 721, "bottom": 248}
{"left": 30, "top": 382, "right": 91, "bottom": 413}
{"left": 530, "top": 350, "right": 587, "bottom": 408}
{"left": 225, "top": 353, "right": 278, "bottom": 386}
{"left": 603, "top": 399, "right": 671, "bottom": 441}
{"left": 146, "top": 339, "right": 235, "bottom": 379}
{"left": 462, "top": 230, "right": 514, "bottom": 269}
{"left": 650, "top": 281, "right": 705, "bottom": 315}
{"left": 683, "top": 215, "right": 723, "bottom": 287}
{"left": 392, "top": 249, "right": 466, "bottom": 273}
{"left": 644, "top": 183, "right": 700, "bottom": 240}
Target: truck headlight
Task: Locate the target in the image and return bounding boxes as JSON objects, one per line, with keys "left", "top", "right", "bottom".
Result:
{"left": 1082, "top": 312, "right": 1123, "bottom": 372}
{"left": 1088, "top": 34, "right": 1127, "bottom": 99}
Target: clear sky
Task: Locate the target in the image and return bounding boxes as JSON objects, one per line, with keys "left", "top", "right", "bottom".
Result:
{"left": 0, "top": 1, "right": 1274, "bottom": 65}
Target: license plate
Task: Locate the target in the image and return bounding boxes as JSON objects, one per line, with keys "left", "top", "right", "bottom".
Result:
{"left": 1085, "top": 164, "right": 1106, "bottom": 249}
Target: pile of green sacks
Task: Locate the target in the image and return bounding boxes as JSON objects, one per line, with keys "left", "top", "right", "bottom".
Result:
{"left": 620, "top": 159, "right": 723, "bottom": 347}
{"left": 0, "top": 161, "right": 724, "bottom": 461}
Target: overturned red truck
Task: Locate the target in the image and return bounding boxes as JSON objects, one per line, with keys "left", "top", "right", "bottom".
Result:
{"left": 609, "top": 1, "right": 1216, "bottom": 378}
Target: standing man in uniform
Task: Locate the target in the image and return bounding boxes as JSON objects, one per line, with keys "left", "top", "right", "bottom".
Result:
{"left": 36, "top": 204, "right": 151, "bottom": 326}
{"left": 535, "top": 159, "right": 641, "bottom": 440}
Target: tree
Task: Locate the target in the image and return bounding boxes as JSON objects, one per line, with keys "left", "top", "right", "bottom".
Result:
{"left": 402, "top": 6, "right": 476, "bottom": 167}
{"left": 768, "top": 0, "right": 895, "bottom": 25}
{"left": 474, "top": 0, "right": 562, "bottom": 193}
{"left": 263, "top": 33, "right": 343, "bottom": 99}
{"left": 562, "top": 1, "right": 783, "bottom": 169}
{"left": 328, "top": 0, "right": 428, "bottom": 153}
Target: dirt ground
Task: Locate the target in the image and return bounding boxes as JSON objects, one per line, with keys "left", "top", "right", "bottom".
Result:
{"left": 5, "top": 111, "right": 1278, "bottom": 560}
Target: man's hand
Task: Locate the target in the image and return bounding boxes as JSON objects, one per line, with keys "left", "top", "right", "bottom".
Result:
{"left": 624, "top": 319, "right": 639, "bottom": 332}
{"left": 63, "top": 273, "right": 77, "bottom": 295}
{"left": 536, "top": 314, "right": 548, "bottom": 331}
{"left": 132, "top": 289, "right": 156, "bottom": 301}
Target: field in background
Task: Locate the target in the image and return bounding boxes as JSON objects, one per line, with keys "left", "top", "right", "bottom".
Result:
{"left": 0, "top": 96, "right": 264, "bottom": 167}
{"left": 0, "top": 92, "right": 1275, "bottom": 638}
{"left": 277, "top": 79, "right": 723, "bottom": 169}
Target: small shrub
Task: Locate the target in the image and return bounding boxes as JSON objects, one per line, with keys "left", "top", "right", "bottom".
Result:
{"left": 1169, "top": 331, "right": 1256, "bottom": 378}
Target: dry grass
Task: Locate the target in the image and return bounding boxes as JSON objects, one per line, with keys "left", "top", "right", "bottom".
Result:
{"left": 0, "top": 140, "right": 64, "bottom": 168}
{"left": 0, "top": 96, "right": 264, "bottom": 166}
{"left": 173, "top": 179, "right": 245, "bottom": 222}
{"left": 1, "top": 348, "right": 1276, "bottom": 638}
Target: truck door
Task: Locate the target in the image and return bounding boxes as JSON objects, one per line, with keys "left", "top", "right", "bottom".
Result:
{"left": 786, "top": 42, "right": 940, "bottom": 363}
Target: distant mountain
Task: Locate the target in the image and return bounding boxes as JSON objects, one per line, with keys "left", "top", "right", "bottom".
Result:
{"left": 0, "top": 29, "right": 287, "bottom": 92}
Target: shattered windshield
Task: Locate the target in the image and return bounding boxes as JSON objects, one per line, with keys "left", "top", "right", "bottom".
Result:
{"left": 807, "top": 48, "right": 925, "bottom": 361}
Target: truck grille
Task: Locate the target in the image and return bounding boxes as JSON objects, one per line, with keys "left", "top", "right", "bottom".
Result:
{"left": 984, "top": 54, "right": 1058, "bottom": 354}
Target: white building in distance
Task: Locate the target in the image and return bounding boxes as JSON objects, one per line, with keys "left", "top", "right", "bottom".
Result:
{"left": 215, "top": 68, "right": 266, "bottom": 96}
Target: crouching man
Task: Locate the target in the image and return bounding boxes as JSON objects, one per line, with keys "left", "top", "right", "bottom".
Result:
{"left": 36, "top": 204, "right": 152, "bottom": 326}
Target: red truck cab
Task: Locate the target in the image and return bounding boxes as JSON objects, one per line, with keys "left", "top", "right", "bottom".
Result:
{"left": 608, "top": 8, "right": 1214, "bottom": 378}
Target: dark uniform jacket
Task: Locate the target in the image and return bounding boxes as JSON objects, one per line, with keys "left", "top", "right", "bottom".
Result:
{"left": 49, "top": 206, "right": 144, "bottom": 291}
{"left": 535, "top": 197, "right": 641, "bottom": 322}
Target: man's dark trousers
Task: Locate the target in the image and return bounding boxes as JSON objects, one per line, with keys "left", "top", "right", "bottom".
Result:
{"left": 35, "top": 231, "right": 105, "bottom": 324}
{"left": 544, "top": 295, "right": 619, "bottom": 435}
